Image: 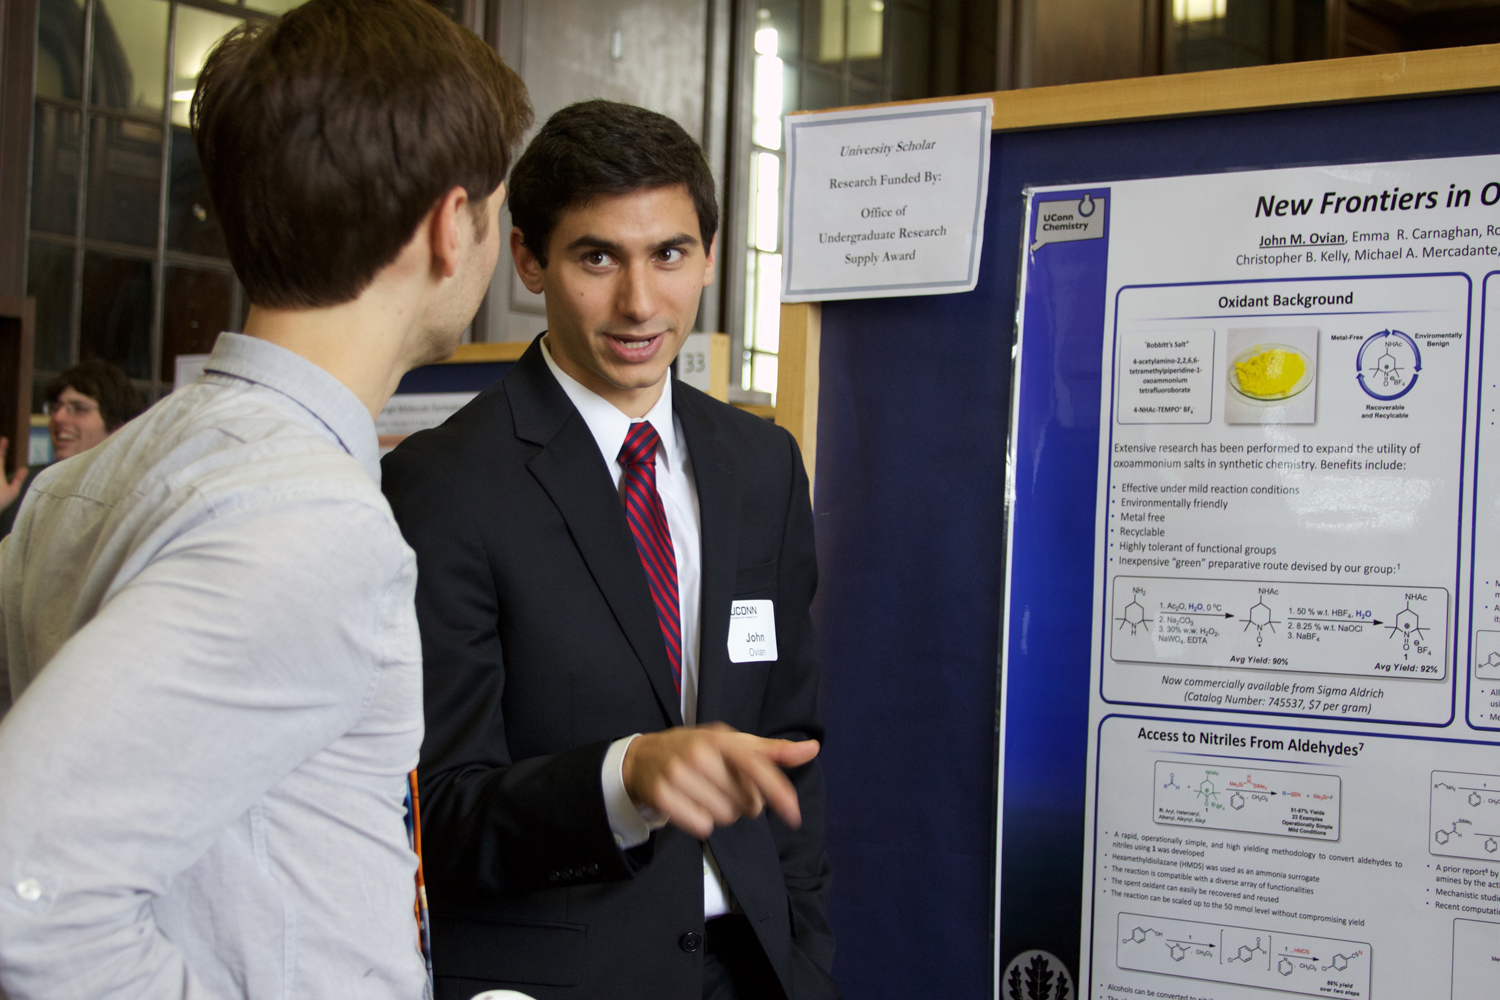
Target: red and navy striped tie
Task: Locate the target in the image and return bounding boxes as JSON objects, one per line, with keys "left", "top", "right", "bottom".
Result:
{"left": 618, "top": 421, "right": 682, "bottom": 693}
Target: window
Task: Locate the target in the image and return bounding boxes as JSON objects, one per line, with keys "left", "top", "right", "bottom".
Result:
{"left": 741, "top": 0, "right": 893, "bottom": 399}
{"left": 1166, "top": 0, "right": 1326, "bottom": 73}
{"left": 26, "top": 0, "right": 306, "bottom": 407}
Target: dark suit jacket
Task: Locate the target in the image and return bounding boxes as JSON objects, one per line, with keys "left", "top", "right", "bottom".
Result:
{"left": 382, "top": 338, "right": 837, "bottom": 1000}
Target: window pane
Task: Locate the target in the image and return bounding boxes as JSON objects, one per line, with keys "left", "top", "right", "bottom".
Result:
{"left": 86, "top": 115, "right": 163, "bottom": 248}
{"left": 887, "top": 1, "right": 928, "bottom": 98}
{"left": 27, "top": 241, "right": 74, "bottom": 373}
{"left": 743, "top": 250, "right": 758, "bottom": 363}
{"left": 754, "top": 54, "right": 784, "bottom": 119}
{"left": 36, "top": 0, "right": 85, "bottom": 102}
{"left": 848, "top": 0, "right": 883, "bottom": 61}
{"left": 167, "top": 127, "right": 226, "bottom": 257}
{"left": 757, "top": 2, "right": 801, "bottom": 61}
{"left": 30, "top": 105, "right": 81, "bottom": 236}
{"left": 818, "top": 0, "right": 845, "bottom": 63}
{"left": 80, "top": 252, "right": 153, "bottom": 379}
{"left": 754, "top": 252, "right": 782, "bottom": 354}
{"left": 161, "top": 266, "right": 232, "bottom": 382}
{"left": 800, "top": 68, "right": 843, "bottom": 111}
{"left": 781, "top": 63, "right": 801, "bottom": 116}
{"left": 92, "top": 0, "right": 168, "bottom": 117}
{"left": 1169, "top": 0, "right": 1322, "bottom": 72}
{"left": 751, "top": 351, "right": 778, "bottom": 397}
{"left": 172, "top": 6, "right": 243, "bottom": 128}
{"left": 754, "top": 152, "right": 780, "bottom": 253}
{"left": 746, "top": 157, "right": 758, "bottom": 250}
{"left": 847, "top": 79, "right": 881, "bottom": 107}
{"left": 753, "top": 117, "right": 782, "bottom": 151}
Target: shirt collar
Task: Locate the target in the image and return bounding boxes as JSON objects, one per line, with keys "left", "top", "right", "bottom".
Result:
{"left": 202, "top": 332, "right": 382, "bottom": 482}
{"left": 539, "top": 335, "right": 680, "bottom": 472}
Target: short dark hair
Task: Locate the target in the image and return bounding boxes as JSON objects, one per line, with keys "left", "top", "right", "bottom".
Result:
{"left": 508, "top": 100, "right": 718, "bottom": 267}
{"left": 47, "top": 360, "right": 144, "bottom": 432}
{"left": 193, "top": 0, "right": 532, "bottom": 309}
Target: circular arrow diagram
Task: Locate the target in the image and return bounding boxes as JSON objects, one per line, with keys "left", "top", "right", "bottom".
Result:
{"left": 1356, "top": 328, "right": 1421, "bottom": 401}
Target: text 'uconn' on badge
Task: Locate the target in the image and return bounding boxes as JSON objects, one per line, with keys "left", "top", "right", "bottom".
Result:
{"left": 727, "top": 600, "right": 778, "bottom": 664}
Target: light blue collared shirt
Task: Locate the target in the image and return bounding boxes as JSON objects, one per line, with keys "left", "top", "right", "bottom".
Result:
{"left": 0, "top": 333, "right": 428, "bottom": 999}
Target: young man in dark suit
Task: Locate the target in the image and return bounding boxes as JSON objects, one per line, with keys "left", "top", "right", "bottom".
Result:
{"left": 381, "top": 101, "right": 839, "bottom": 1000}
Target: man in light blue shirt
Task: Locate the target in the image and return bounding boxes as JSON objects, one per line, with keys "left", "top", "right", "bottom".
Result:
{"left": 0, "top": 1, "right": 529, "bottom": 997}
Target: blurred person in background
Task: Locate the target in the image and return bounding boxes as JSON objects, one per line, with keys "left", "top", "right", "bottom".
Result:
{"left": 0, "top": 359, "right": 144, "bottom": 536}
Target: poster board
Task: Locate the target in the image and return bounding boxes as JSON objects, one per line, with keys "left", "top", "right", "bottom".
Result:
{"left": 793, "top": 43, "right": 1500, "bottom": 1000}
{"left": 377, "top": 341, "right": 525, "bottom": 452}
{"left": 1015, "top": 150, "right": 1500, "bottom": 1000}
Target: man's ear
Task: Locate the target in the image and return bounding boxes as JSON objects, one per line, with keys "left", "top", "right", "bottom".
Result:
{"left": 429, "top": 185, "right": 469, "bottom": 281}
{"left": 702, "top": 233, "right": 717, "bottom": 288}
{"left": 511, "top": 228, "right": 547, "bottom": 294}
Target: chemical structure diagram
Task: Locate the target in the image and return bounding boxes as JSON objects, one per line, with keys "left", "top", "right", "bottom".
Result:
{"left": 1432, "top": 773, "right": 1500, "bottom": 862}
{"left": 1225, "top": 771, "right": 1273, "bottom": 812}
{"left": 1121, "top": 926, "right": 1213, "bottom": 963}
{"left": 1194, "top": 777, "right": 1221, "bottom": 808}
{"left": 1434, "top": 819, "right": 1469, "bottom": 846}
{"left": 1271, "top": 948, "right": 1362, "bottom": 976}
{"left": 1387, "top": 600, "right": 1427, "bottom": 652}
{"left": 1356, "top": 329, "right": 1422, "bottom": 402}
{"left": 1433, "top": 779, "right": 1500, "bottom": 851}
{"left": 1368, "top": 343, "right": 1405, "bottom": 388}
{"left": 1480, "top": 650, "right": 1500, "bottom": 671}
{"left": 1162, "top": 772, "right": 1181, "bottom": 790}
{"left": 1243, "top": 599, "right": 1280, "bottom": 646}
{"left": 1117, "top": 913, "right": 1372, "bottom": 997}
{"left": 1116, "top": 598, "right": 1152, "bottom": 636}
{"left": 1433, "top": 817, "right": 1496, "bottom": 852}
{"left": 1227, "top": 937, "right": 1267, "bottom": 964}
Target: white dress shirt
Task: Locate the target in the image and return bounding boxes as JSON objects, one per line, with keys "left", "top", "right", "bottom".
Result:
{"left": 540, "top": 337, "right": 734, "bottom": 919}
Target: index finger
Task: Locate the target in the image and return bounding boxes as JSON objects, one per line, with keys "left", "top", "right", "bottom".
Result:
{"left": 723, "top": 743, "right": 802, "bottom": 829}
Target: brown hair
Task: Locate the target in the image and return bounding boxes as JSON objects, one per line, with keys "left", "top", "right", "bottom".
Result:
{"left": 193, "top": 0, "right": 531, "bottom": 309}
{"left": 47, "top": 359, "right": 144, "bottom": 432}
{"left": 508, "top": 100, "right": 718, "bottom": 268}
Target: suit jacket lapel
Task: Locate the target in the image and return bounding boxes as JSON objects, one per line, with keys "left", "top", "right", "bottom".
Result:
{"left": 676, "top": 387, "right": 740, "bottom": 727}
{"left": 508, "top": 340, "right": 684, "bottom": 727}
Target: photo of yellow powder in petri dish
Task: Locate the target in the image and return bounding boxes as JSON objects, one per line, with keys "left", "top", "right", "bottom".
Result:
{"left": 1233, "top": 345, "right": 1308, "bottom": 400}
{"left": 1224, "top": 327, "right": 1318, "bottom": 424}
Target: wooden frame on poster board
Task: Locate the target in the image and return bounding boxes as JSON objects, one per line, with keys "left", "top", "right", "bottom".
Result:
{"left": 774, "top": 42, "right": 1500, "bottom": 471}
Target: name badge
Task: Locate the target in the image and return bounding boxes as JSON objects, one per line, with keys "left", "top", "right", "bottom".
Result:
{"left": 727, "top": 600, "right": 777, "bottom": 663}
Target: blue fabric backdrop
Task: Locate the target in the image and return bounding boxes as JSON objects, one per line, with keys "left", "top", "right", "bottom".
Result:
{"left": 812, "top": 90, "right": 1500, "bottom": 1000}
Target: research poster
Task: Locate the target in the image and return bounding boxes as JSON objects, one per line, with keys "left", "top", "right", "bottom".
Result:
{"left": 1006, "top": 153, "right": 1500, "bottom": 1000}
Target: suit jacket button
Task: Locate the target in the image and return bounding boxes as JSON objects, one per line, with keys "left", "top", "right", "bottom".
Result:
{"left": 547, "top": 871, "right": 561, "bottom": 883}
{"left": 679, "top": 931, "right": 703, "bottom": 953}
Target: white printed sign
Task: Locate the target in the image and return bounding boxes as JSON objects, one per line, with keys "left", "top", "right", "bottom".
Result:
{"left": 782, "top": 98, "right": 992, "bottom": 301}
{"left": 375, "top": 392, "right": 476, "bottom": 453}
